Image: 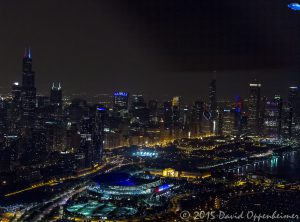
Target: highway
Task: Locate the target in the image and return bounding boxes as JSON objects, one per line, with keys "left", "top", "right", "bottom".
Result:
{"left": 4, "top": 162, "right": 108, "bottom": 197}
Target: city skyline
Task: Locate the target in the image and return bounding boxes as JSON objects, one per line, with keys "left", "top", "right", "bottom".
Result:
{"left": 1, "top": 0, "right": 300, "bottom": 100}
{"left": 1, "top": 48, "right": 300, "bottom": 104}
{"left": 1, "top": 1, "right": 300, "bottom": 221}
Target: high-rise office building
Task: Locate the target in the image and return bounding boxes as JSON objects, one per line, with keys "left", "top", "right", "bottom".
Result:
{"left": 10, "top": 82, "right": 22, "bottom": 132}
{"left": 131, "top": 94, "right": 145, "bottom": 108}
{"left": 148, "top": 100, "right": 159, "bottom": 125}
{"left": 163, "top": 101, "right": 173, "bottom": 129}
{"left": 274, "top": 95, "right": 283, "bottom": 137}
{"left": 50, "top": 83, "right": 63, "bottom": 107}
{"left": 21, "top": 48, "right": 36, "bottom": 126}
{"left": 12, "top": 82, "right": 22, "bottom": 105}
{"left": 0, "top": 97, "right": 7, "bottom": 135}
{"left": 50, "top": 83, "right": 63, "bottom": 118}
{"left": 193, "top": 100, "right": 204, "bottom": 135}
{"left": 182, "top": 105, "right": 190, "bottom": 131}
{"left": 113, "top": 92, "right": 129, "bottom": 112}
{"left": 209, "top": 78, "right": 217, "bottom": 133}
{"left": 172, "top": 96, "right": 181, "bottom": 128}
{"left": 216, "top": 107, "right": 224, "bottom": 136}
{"left": 93, "top": 106, "right": 105, "bottom": 164}
{"left": 263, "top": 95, "right": 282, "bottom": 138}
{"left": 209, "top": 79, "right": 217, "bottom": 119}
{"left": 79, "top": 115, "right": 93, "bottom": 168}
{"left": 248, "top": 82, "right": 261, "bottom": 136}
{"left": 36, "top": 95, "right": 50, "bottom": 109}
{"left": 234, "top": 96, "right": 243, "bottom": 136}
{"left": 44, "top": 121, "right": 64, "bottom": 153}
{"left": 130, "top": 94, "right": 149, "bottom": 126}
{"left": 219, "top": 108, "right": 234, "bottom": 136}
{"left": 286, "top": 86, "right": 300, "bottom": 138}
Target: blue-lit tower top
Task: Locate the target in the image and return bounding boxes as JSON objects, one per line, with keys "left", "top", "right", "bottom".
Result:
{"left": 22, "top": 47, "right": 35, "bottom": 89}
{"left": 113, "top": 91, "right": 129, "bottom": 112}
{"left": 114, "top": 92, "right": 128, "bottom": 97}
{"left": 288, "top": 3, "right": 300, "bottom": 10}
{"left": 22, "top": 47, "right": 33, "bottom": 75}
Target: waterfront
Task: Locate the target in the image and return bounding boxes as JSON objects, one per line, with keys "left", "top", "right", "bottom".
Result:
{"left": 230, "top": 149, "right": 300, "bottom": 181}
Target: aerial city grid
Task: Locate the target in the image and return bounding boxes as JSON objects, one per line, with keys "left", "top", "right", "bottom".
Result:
{"left": 0, "top": 1, "right": 300, "bottom": 222}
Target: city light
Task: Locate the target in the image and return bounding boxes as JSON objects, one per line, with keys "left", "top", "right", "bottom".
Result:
{"left": 114, "top": 92, "right": 128, "bottom": 96}
{"left": 132, "top": 151, "right": 158, "bottom": 158}
{"left": 0, "top": 3, "right": 299, "bottom": 221}
{"left": 156, "top": 184, "right": 170, "bottom": 192}
{"left": 288, "top": 3, "right": 300, "bottom": 10}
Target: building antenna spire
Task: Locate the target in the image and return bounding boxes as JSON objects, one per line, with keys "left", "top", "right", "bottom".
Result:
{"left": 28, "top": 47, "right": 31, "bottom": 59}
{"left": 213, "top": 70, "right": 217, "bottom": 80}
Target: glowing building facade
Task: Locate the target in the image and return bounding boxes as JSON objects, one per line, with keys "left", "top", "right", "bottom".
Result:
{"left": 248, "top": 82, "right": 261, "bottom": 136}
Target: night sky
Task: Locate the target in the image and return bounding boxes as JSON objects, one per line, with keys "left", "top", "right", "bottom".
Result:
{"left": 1, "top": 0, "right": 300, "bottom": 102}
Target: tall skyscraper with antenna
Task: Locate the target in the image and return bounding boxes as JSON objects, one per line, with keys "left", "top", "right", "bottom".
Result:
{"left": 209, "top": 77, "right": 217, "bottom": 133}
{"left": 21, "top": 48, "right": 36, "bottom": 126}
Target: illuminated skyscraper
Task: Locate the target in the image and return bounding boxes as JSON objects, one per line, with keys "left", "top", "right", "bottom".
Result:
{"left": 79, "top": 115, "right": 93, "bottom": 168}
{"left": 218, "top": 108, "right": 230, "bottom": 136}
{"left": 10, "top": 82, "right": 22, "bottom": 132}
{"left": 216, "top": 106, "right": 224, "bottom": 136}
{"left": 172, "top": 96, "right": 181, "bottom": 128}
{"left": 113, "top": 92, "right": 128, "bottom": 112}
{"left": 248, "top": 82, "right": 261, "bottom": 135}
{"left": 263, "top": 95, "right": 282, "bottom": 138}
{"left": 182, "top": 105, "right": 190, "bottom": 131}
{"left": 36, "top": 96, "right": 50, "bottom": 109}
{"left": 93, "top": 106, "right": 105, "bottom": 164}
{"left": 163, "top": 101, "right": 172, "bottom": 129}
{"left": 274, "top": 95, "right": 283, "bottom": 137}
{"left": 50, "top": 83, "right": 63, "bottom": 107}
{"left": 21, "top": 48, "right": 36, "bottom": 126}
{"left": 50, "top": 83, "right": 63, "bottom": 118}
{"left": 209, "top": 78, "right": 217, "bottom": 118}
{"left": 286, "top": 86, "right": 299, "bottom": 137}
{"left": 12, "top": 82, "right": 22, "bottom": 105}
{"left": 192, "top": 100, "right": 204, "bottom": 135}
{"left": 234, "top": 96, "right": 243, "bottom": 136}
{"left": 130, "top": 94, "right": 149, "bottom": 125}
{"left": 209, "top": 78, "right": 217, "bottom": 133}
{"left": 148, "top": 100, "right": 159, "bottom": 125}
{"left": 0, "top": 97, "right": 7, "bottom": 135}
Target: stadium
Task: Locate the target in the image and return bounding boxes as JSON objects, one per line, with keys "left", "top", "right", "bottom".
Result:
{"left": 89, "top": 172, "right": 169, "bottom": 197}
{"left": 64, "top": 171, "right": 173, "bottom": 220}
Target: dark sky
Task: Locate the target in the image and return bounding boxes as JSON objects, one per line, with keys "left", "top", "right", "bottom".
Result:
{"left": 1, "top": 0, "right": 300, "bottom": 102}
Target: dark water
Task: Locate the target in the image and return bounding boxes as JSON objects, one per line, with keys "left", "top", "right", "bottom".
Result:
{"left": 234, "top": 150, "right": 300, "bottom": 181}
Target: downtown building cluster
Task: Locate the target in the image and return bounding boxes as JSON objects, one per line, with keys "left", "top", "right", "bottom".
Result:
{"left": 0, "top": 50, "right": 300, "bottom": 188}
{"left": 0, "top": 50, "right": 105, "bottom": 186}
{"left": 218, "top": 82, "right": 300, "bottom": 139}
